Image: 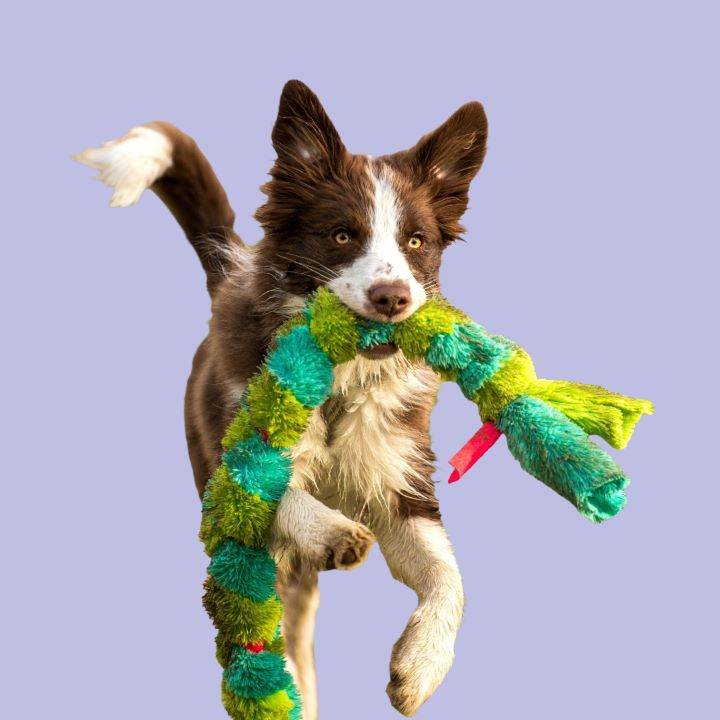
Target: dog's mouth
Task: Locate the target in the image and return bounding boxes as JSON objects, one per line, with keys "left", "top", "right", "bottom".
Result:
{"left": 359, "top": 342, "right": 398, "bottom": 360}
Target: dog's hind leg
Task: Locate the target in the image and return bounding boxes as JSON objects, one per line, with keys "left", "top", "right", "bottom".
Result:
{"left": 277, "top": 562, "right": 320, "bottom": 720}
{"left": 271, "top": 487, "right": 374, "bottom": 719}
{"left": 75, "top": 122, "right": 240, "bottom": 292}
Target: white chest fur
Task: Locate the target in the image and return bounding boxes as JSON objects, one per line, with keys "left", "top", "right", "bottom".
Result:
{"left": 291, "top": 353, "right": 438, "bottom": 517}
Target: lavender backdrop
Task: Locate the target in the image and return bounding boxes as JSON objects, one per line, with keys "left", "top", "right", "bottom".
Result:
{"left": 2, "top": 1, "right": 718, "bottom": 718}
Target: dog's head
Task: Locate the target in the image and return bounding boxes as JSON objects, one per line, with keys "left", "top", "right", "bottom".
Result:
{"left": 256, "top": 80, "right": 488, "bottom": 324}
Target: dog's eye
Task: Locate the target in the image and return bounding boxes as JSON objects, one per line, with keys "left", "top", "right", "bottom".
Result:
{"left": 333, "top": 229, "right": 351, "bottom": 245}
{"left": 408, "top": 234, "right": 424, "bottom": 249}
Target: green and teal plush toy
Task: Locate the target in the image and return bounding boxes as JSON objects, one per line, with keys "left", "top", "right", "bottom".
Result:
{"left": 199, "top": 287, "right": 653, "bottom": 720}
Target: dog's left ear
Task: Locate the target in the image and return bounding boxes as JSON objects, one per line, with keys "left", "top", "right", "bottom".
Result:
{"left": 407, "top": 102, "right": 488, "bottom": 239}
{"left": 271, "top": 80, "right": 346, "bottom": 177}
{"left": 411, "top": 101, "right": 488, "bottom": 191}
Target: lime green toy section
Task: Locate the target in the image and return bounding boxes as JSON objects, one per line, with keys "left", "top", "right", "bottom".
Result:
{"left": 199, "top": 287, "right": 653, "bottom": 719}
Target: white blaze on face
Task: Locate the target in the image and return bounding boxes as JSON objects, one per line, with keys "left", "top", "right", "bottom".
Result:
{"left": 328, "top": 164, "right": 426, "bottom": 321}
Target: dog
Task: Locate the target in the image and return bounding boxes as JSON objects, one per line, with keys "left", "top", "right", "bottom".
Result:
{"left": 75, "top": 79, "right": 488, "bottom": 718}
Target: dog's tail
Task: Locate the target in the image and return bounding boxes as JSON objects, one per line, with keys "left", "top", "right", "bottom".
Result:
{"left": 75, "top": 122, "right": 241, "bottom": 292}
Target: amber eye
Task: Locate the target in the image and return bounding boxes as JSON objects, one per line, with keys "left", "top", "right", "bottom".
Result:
{"left": 334, "top": 229, "right": 351, "bottom": 245}
{"left": 408, "top": 234, "right": 424, "bottom": 249}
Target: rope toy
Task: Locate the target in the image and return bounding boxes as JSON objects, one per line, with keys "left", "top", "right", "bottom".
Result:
{"left": 199, "top": 287, "right": 653, "bottom": 719}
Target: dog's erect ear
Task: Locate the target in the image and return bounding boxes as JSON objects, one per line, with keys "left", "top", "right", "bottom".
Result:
{"left": 410, "top": 101, "right": 488, "bottom": 192}
{"left": 272, "top": 80, "right": 346, "bottom": 175}
{"left": 406, "top": 102, "right": 488, "bottom": 240}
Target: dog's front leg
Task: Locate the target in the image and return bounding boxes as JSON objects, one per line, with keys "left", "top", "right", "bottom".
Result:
{"left": 269, "top": 487, "right": 374, "bottom": 571}
{"left": 375, "top": 511, "right": 464, "bottom": 716}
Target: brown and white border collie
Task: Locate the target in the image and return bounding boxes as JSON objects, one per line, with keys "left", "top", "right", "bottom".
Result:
{"left": 76, "top": 80, "right": 488, "bottom": 718}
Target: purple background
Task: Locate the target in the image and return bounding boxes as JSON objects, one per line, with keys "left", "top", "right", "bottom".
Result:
{"left": 2, "top": 1, "right": 718, "bottom": 718}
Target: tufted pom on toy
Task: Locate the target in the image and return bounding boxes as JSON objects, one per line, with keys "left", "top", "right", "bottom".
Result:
{"left": 200, "top": 287, "right": 653, "bottom": 719}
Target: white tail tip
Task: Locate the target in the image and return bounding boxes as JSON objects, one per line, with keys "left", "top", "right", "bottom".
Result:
{"left": 74, "top": 125, "right": 173, "bottom": 208}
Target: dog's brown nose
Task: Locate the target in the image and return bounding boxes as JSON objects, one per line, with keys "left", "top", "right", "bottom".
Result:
{"left": 367, "top": 282, "right": 411, "bottom": 317}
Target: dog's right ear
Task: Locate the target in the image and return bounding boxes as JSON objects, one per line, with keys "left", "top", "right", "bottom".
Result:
{"left": 271, "top": 80, "right": 346, "bottom": 176}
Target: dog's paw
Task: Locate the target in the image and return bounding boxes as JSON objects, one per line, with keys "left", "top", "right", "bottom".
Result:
{"left": 387, "top": 670, "right": 422, "bottom": 717}
{"left": 324, "top": 521, "right": 374, "bottom": 570}
{"left": 385, "top": 609, "right": 456, "bottom": 716}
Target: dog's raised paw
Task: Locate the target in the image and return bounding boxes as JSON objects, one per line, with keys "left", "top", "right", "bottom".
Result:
{"left": 324, "top": 522, "right": 374, "bottom": 570}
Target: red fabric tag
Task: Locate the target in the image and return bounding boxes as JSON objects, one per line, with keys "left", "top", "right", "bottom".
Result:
{"left": 448, "top": 421, "right": 502, "bottom": 483}
{"left": 244, "top": 641, "right": 265, "bottom": 654}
